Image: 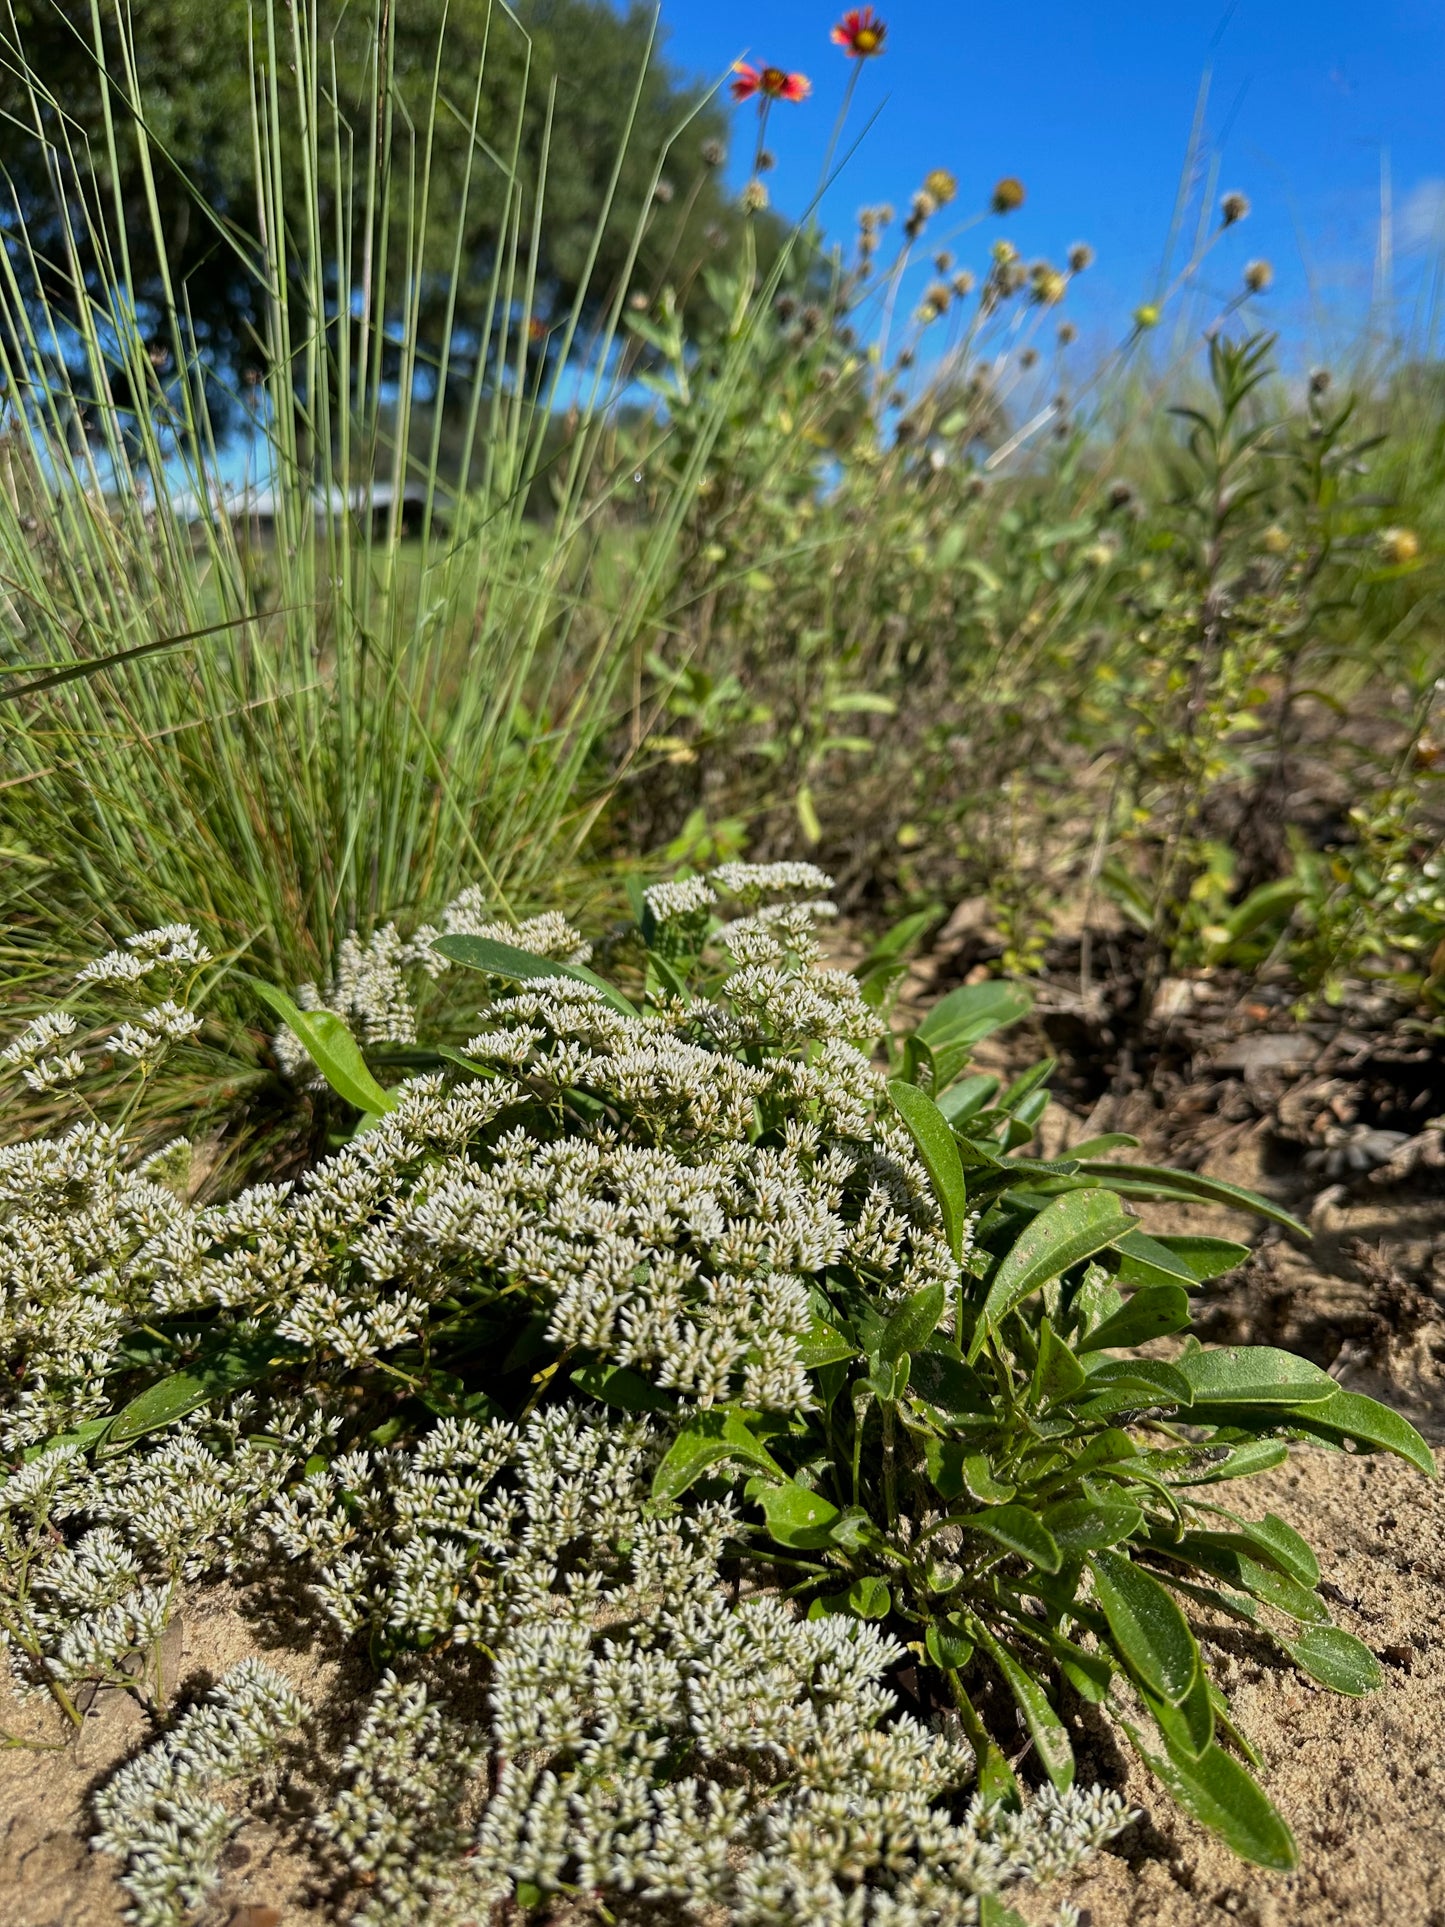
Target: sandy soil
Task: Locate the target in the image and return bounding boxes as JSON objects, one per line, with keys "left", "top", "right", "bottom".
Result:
{"left": 1029, "top": 1440, "right": 1445, "bottom": 1927}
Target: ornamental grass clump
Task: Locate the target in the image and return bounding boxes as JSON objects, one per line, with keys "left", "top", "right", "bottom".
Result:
{"left": 0, "top": 868, "right": 1434, "bottom": 1918}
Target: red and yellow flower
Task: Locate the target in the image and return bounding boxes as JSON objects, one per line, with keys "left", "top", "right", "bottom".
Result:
{"left": 832, "top": 8, "right": 887, "bottom": 57}
{"left": 730, "top": 62, "right": 812, "bottom": 103}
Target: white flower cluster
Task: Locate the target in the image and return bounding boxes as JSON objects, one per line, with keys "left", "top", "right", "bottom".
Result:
{"left": 1, "top": 903, "right": 1132, "bottom": 1921}
{"left": 643, "top": 874, "right": 718, "bottom": 921}
{"left": 122, "top": 904, "right": 949, "bottom": 1406}
{"left": 2, "top": 1009, "right": 83, "bottom": 1091}
{"left": 92, "top": 1660, "right": 309, "bottom": 1927}
{"left": 273, "top": 891, "right": 595, "bottom": 1074}
{"left": 305, "top": 1407, "right": 1132, "bottom": 1926}
{"left": 75, "top": 925, "right": 212, "bottom": 988}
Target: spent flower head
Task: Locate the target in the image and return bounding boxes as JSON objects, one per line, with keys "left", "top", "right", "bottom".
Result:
{"left": 991, "top": 176, "right": 1026, "bottom": 214}
{"left": 1221, "top": 190, "right": 1251, "bottom": 226}
{"left": 1243, "top": 258, "right": 1273, "bottom": 292}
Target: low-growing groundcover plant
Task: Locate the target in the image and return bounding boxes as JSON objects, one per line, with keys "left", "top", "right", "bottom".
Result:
{"left": 0, "top": 867, "right": 1434, "bottom": 1924}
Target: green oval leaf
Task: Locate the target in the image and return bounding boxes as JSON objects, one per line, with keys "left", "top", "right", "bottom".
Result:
{"left": 916, "top": 980, "right": 1033, "bottom": 1052}
{"left": 1090, "top": 1548, "right": 1199, "bottom": 1704}
{"left": 969, "top": 1190, "right": 1137, "bottom": 1363}
{"left": 1279, "top": 1387, "right": 1437, "bottom": 1478}
{"left": 1125, "top": 1725, "right": 1297, "bottom": 1869}
{"left": 1242, "top": 1513, "right": 1320, "bottom": 1590}
{"left": 1078, "top": 1282, "right": 1192, "bottom": 1352}
{"left": 888, "top": 1081, "right": 969, "bottom": 1264}
{"left": 846, "top": 1576, "right": 892, "bottom": 1618}
{"left": 958, "top": 1505, "right": 1061, "bottom": 1573}
{"left": 1281, "top": 1625, "right": 1382, "bottom": 1697}
{"left": 925, "top": 1617, "right": 976, "bottom": 1671}
{"left": 756, "top": 1480, "right": 842, "bottom": 1549}
{"left": 103, "top": 1370, "right": 210, "bottom": 1447}
{"left": 1175, "top": 1346, "right": 1337, "bottom": 1406}
{"left": 431, "top": 934, "right": 637, "bottom": 1017}
{"left": 248, "top": 980, "right": 398, "bottom": 1115}
{"left": 878, "top": 1280, "right": 947, "bottom": 1364}
{"left": 1076, "top": 1357, "right": 1194, "bottom": 1408}
{"left": 1042, "top": 1497, "right": 1143, "bottom": 1553}
{"left": 651, "top": 1410, "right": 781, "bottom": 1503}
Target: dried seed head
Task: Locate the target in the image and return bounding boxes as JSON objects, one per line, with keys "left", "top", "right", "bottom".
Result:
{"left": 1067, "top": 241, "right": 1095, "bottom": 273}
{"left": 652, "top": 178, "right": 675, "bottom": 205}
{"left": 1057, "top": 320, "right": 1078, "bottom": 345}
{"left": 1220, "top": 191, "right": 1251, "bottom": 226}
{"left": 1310, "top": 366, "right": 1332, "bottom": 394}
{"left": 952, "top": 269, "right": 976, "bottom": 297}
{"left": 1243, "top": 258, "right": 1273, "bottom": 292}
{"left": 934, "top": 250, "right": 955, "bottom": 273}
{"left": 991, "top": 176, "right": 1026, "bottom": 214}
{"left": 740, "top": 179, "right": 770, "bottom": 215}
{"left": 924, "top": 168, "right": 958, "bottom": 205}
{"left": 700, "top": 138, "right": 727, "bottom": 169}
{"left": 1031, "top": 266, "right": 1066, "bottom": 306}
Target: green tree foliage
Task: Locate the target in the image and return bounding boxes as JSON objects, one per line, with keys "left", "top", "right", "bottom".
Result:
{"left": 0, "top": 0, "right": 756, "bottom": 429}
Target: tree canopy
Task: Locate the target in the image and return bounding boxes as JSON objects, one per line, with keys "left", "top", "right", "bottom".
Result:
{"left": 0, "top": 0, "right": 768, "bottom": 430}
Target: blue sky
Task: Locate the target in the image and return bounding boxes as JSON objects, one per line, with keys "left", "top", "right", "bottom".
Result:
{"left": 652, "top": 0, "right": 1445, "bottom": 363}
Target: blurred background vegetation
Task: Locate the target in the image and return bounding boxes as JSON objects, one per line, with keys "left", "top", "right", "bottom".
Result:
{"left": 0, "top": 0, "right": 1440, "bottom": 1158}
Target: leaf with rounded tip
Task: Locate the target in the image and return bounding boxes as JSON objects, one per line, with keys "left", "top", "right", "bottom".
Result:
{"left": 1042, "top": 1497, "right": 1143, "bottom": 1554}
{"left": 956, "top": 1505, "right": 1061, "bottom": 1573}
{"left": 1154, "top": 1534, "right": 1329, "bottom": 1624}
{"left": 925, "top": 1617, "right": 976, "bottom": 1670}
{"left": 1241, "top": 1513, "right": 1320, "bottom": 1589}
{"left": 916, "top": 979, "right": 1033, "bottom": 1052}
{"left": 878, "top": 1280, "right": 947, "bottom": 1363}
{"left": 431, "top": 934, "right": 638, "bottom": 1017}
{"left": 1077, "top": 1357, "right": 1195, "bottom": 1406}
{"left": 1174, "top": 1346, "right": 1337, "bottom": 1406}
{"left": 756, "top": 1480, "right": 841, "bottom": 1549}
{"left": 1280, "top": 1625, "right": 1382, "bottom": 1697}
{"left": 651, "top": 1410, "right": 781, "bottom": 1503}
{"left": 1090, "top": 1548, "right": 1199, "bottom": 1704}
{"left": 888, "top": 1081, "right": 968, "bottom": 1264}
{"left": 969, "top": 1190, "right": 1137, "bottom": 1363}
{"left": 1124, "top": 1724, "right": 1297, "bottom": 1869}
{"left": 1278, "top": 1387, "right": 1437, "bottom": 1478}
{"left": 846, "top": 1576, "right": 892, "bottom": 1618}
